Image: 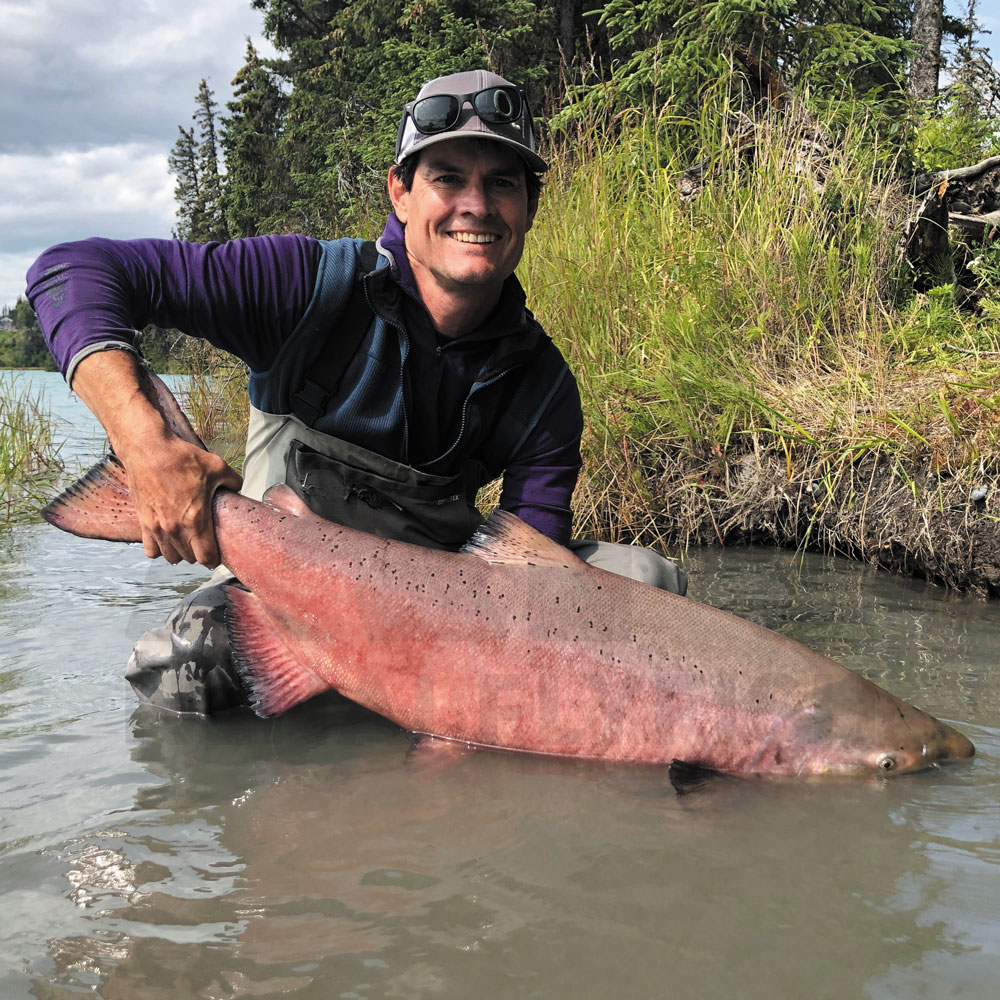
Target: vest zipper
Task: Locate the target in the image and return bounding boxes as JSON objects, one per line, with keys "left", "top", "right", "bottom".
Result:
{"left": 366, "top": 281, "right": 412, "bottom": 465}
{"left": 429, "top": 367, "right": 514, "bottom": 467}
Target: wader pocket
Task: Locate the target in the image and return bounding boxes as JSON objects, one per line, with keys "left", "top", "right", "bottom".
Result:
{"left": 286, "top": 439, "right": 484, "bottom": 551}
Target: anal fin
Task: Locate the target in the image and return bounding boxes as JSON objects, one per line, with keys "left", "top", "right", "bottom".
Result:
{"left": 406, "top": 735, "right": 472, "bottom": 771}
{"left": 224, "top": 585, "right": 328, "bottom": 717}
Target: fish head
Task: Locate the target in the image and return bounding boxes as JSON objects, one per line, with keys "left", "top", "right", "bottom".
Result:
{"left": 781, "top": 680, "right": 975, "bottom": 778}
{"left": 850, "top": 717, "right": 975, "bottom": 777}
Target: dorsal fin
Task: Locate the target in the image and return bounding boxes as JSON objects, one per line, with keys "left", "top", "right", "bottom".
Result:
{"left": 262, "top": 483, "right": 312, "bottom": 518}
{"left": 459, "top": 510, "right": 582, "bottom": 568}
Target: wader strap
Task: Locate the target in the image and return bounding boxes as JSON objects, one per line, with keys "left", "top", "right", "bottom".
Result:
{"left": 291, "top": 240, "right": 380, "bottom": 427}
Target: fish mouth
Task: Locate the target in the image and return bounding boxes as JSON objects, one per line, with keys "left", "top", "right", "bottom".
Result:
{"left": 925, "top": 720, "right": 975, "bottom": 764}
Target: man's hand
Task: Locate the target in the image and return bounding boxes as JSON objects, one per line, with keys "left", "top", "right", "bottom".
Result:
{"left": 121, "top": 434, "right": 242, "bottom": 567}
{"left": 71, "top": 350, "right": 243, "bottom": 569}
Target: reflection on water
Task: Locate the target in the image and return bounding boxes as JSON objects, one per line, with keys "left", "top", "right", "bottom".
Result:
{"left": 2, "top": 371, "right": 999, "bottom": 999}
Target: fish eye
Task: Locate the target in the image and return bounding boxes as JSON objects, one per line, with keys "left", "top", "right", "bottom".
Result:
{"left": 876, "top": 753, "right": 897, "bottom": 772}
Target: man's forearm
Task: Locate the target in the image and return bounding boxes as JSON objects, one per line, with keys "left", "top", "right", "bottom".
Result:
{"left": 69, "top": 350, "right": 242, "bottom": 567}
{"left": 71, "top": 350, "right": 177, "bottom": 463}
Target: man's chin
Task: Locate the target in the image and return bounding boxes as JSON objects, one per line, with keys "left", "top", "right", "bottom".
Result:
{"left": 439, "top": 265, "right": 507, "bottom": 288}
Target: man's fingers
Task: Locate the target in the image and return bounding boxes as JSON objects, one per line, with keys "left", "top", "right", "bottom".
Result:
{"left": 217, "top": 466, "right": 243, "bottom": 493}
{"left": 144, "top": 528, "right": 184, "bottom": 565}
{"left": 130, "top": 448, "right": 240, "bottom": 568}
{"left": 189, "top": 501, "right": 222, "bottom": 569}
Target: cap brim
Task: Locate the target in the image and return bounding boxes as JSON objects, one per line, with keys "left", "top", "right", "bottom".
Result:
{"left": 397, "top": 130, "right": 548, "bottom": 173}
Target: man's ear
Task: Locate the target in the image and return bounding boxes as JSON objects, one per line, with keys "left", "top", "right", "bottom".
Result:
{"left": 387, "top": 166, "right": 409, "bottom": 223}
{"left": 526, "top": 193, "right": 538, "bottom": 232}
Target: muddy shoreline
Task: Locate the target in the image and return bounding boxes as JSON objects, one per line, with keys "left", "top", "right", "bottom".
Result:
{"left": 595, "top": 445, "right": 1000, "bottom": 597}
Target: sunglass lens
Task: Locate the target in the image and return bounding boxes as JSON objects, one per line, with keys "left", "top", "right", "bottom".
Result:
{"left": 412, "top": 95, "right": 461, "bottom": 134}
{"left": 474, "top": 87, "right": 522, "bottom": 124}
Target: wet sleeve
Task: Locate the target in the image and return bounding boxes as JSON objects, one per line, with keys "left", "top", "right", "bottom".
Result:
{"left": 25, "top": 235, "right": 322, "bottom": 384}
{"left": 498, "top": 369, "right": 583, "bottom": 546}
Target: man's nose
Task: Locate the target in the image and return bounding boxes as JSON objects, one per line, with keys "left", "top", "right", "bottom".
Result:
{"left": 457, "top": 181, "right": 491, "bottom": 215}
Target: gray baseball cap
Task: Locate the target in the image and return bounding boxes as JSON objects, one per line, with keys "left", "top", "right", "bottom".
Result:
{"left": 395, "top": 69, "right": 548, "bottom": 173}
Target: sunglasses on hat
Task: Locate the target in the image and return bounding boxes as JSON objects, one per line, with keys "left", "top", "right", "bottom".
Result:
{"left": 404, "top": 85, "right": 528, "bottom": 134}
{"left": 395, "top": 85, "right": 536, "bottom": 155}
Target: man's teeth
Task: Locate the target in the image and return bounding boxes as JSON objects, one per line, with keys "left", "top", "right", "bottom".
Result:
{"left": 450, "top": 232, "right": 498, "bottom": 243}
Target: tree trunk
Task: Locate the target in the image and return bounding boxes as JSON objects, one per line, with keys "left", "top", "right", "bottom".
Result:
{"left": 909, "top": 0, "right": 943, "bottom": 101}
{"left": 558, "top": 0, "right": 579, "bottom": 67}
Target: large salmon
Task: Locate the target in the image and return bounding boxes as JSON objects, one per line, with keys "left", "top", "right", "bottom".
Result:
{"left": 43, "top": 373, "right": 974, "bottom": 779}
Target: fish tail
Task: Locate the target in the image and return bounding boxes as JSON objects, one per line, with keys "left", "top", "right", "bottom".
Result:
{"left": 41, "top": 454, "right": 142, "bottom": 542}
{"left": 41, "top": 370, "right": 204, "bottom": 543}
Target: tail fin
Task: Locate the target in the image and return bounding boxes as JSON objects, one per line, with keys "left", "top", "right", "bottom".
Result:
{"left": 41, "top": 370, "right": 203, "bottom": 543}
{"left": 41, "top": 454, "right": 142, "bottom": 541}
{"left": 139, "top": 368, "right": 207, "bottom": 450}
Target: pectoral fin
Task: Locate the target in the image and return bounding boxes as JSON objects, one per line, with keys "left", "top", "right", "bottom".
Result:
{"left": 224, "top": 585, "right": 328, "bottom": 717}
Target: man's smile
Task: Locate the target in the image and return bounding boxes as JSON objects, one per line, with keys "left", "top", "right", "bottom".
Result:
{"left": 447, "top": 231, "right": 500, "bottom": 244}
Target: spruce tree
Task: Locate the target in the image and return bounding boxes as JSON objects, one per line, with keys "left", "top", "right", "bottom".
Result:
{"left": 193, "top": 80, "right": 230, "bottom": 243}
{"left": 221, "top": 40, "right": 289, "bottom": 236}
{"left": 910, "top": 0, "right": 944, "bottom": 101}
{"left": 167, "top": 125, "right": 200, "bottom": 241}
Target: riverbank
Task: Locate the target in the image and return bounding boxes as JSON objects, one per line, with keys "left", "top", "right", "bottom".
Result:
{"left": 523, "top": 102, "right": 1000, "bottom": 595}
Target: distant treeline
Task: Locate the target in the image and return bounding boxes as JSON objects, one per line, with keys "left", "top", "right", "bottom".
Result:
{"left": 0, "top": 296, "right": 195, "bottom": 374}
{"left": 0, "top": 298, "right": 53, "bottom": 370}
{"left": 170, "top": 1, "right": 1000, "bottom": 245}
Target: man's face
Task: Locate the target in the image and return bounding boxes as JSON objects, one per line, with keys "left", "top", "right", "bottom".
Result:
{"left": 388, "top": 138, "right": 537, "bottom": 306}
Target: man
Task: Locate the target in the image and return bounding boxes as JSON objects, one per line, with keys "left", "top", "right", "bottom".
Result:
{"left": 28, "top": 69, "right": 686, "bottom": 716}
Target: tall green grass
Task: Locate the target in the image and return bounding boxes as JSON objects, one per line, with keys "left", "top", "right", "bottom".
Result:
{"left": 0, "top": 374, "right": 63, "bottom": 527}
{"left": 524, "top": 96, "right": 1000, "bottom": 541}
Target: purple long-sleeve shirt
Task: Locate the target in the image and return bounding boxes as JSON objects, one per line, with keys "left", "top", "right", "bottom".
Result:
{"left": 26, "top": 217, "right": 583, "bottom": 543}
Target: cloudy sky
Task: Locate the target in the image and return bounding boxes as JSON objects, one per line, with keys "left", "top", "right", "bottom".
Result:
{"left": 0, "top": 0, "right": 274, "bottom": 309}
{"left": 3, "top": 2, "right": 1000, "bottom": 311}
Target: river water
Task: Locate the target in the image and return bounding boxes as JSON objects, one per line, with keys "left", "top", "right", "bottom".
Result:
{"left": 1, "top": 370, "right": 998, "bottom": 999}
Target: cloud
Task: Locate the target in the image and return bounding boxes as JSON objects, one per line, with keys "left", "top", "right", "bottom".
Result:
{"left": 0, "top": 0, "right": 274, "bottom": 155}
{"left": 0, "top": 144, "right": 177, "bottom": 306}
{"left": 0, "top": 252, "right": 34, "bottom": 307}
{"left": 0, "top": 0, "right": 274, "bottom": 308}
